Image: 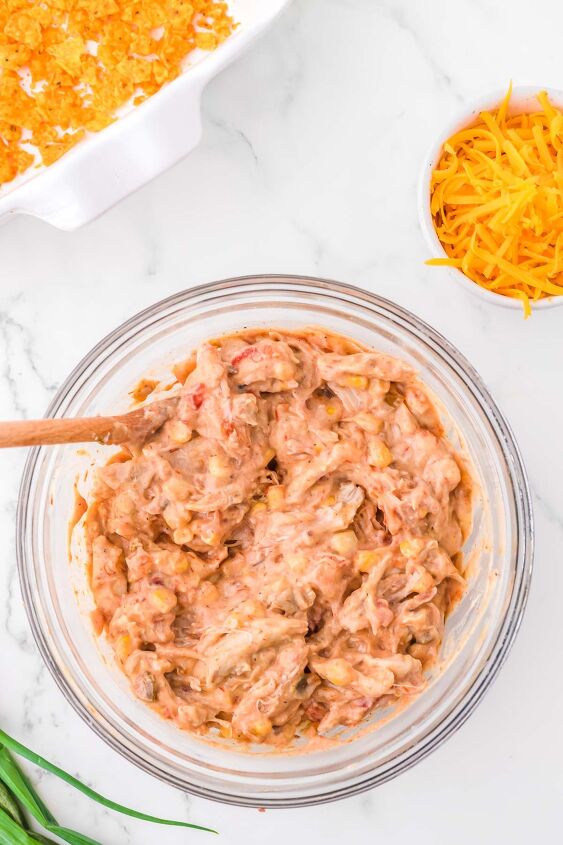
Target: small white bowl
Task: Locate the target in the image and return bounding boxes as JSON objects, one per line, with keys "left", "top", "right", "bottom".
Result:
{"left": 418, "top": 85, "right": 563, "bottom": 311}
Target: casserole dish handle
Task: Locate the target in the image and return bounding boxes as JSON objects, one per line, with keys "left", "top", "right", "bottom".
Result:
{"left": 0, "top": 0, "right": 293, "bottom": 230}
{"left": 0, "top": 80, "right": 205, "bottom": 230}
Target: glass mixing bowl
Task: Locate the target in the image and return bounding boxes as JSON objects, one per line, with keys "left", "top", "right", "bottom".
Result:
{"left": 17, "top": 275, "right": 533, "bottom": 807}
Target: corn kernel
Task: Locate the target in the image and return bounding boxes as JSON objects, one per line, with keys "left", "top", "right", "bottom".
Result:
{"left": 412, "top": 569, "right": 434, "bottom": 592}
{"left": 200, "top": 580, "right": 219, "bottom": 604}
{"left": 131, "top": 378, "right": 158, "bottom": 403}
{"left": 325, "top": 495, "right": 336, "bottom": 507}
{"left": 353, "top": 412, "right": 383, "bottom": 434}
{"left": 330, "top": 530, "right": 358, "bottom": 555}
{"left": 263, "top": 448, "right": 276, "bottom": 466}
{"left": 209, "top": 455, "right": 231, "bottom": 478}
{"left": 273, "top": 361, "right": 294, "bottom": 380}
{"left": 286, "top": 552, "right": 307, "bottom": 572}
{"left": 114, "top": 634, "right": 133, "bottom": 662}
{"left": 219, "top": 722, "right": 232, "bottom": 739}
{"left": 148, "top": 586, "right": 177, "bottom": 613}
{"left": 173, "top": 527, "right": 193, "bottom": 545}
{"left": 367, "top": 437, "right": 393, "bottom": 468}
{"left": 337, "top": 374, "right": 369, "bottom": 390}
{"left": 355, "top": 548, "right": 386, "bottom": 573}
{"left": 225, "top": 612, "right": 240, "bottom": 628}
{"left": 326, "top": 404, "right": 337, "bottom": 416}
{"left": 400, "top": 538, "right": 427, "bottom": 558}
{"left": 249, "top": 717, "right": 272, "bottom": 738}
{"left": 173, "top": 556, "right": 190, "bottom": 575}
{"left": 369, "top": 378, "right": 390, "bottom": 399}
{"left": 267, "top": 485, "right": 285, "bottom": 509}
{"left": 163, "top": 504, "right": 179, "bottom": 531}
{"left": 169, "top": 420, "right": 191, "bottom": 444}
{"left": 251, "top": 501, "right": 267, "bottom": 515}
{"left": 163, "top": 477, "right": 191, "bottom": 501}
{"left": 200, "top": 529, "right": 221, "bottom": 546}
{"left": 321, "top": 658, "right": 355, "bottom": 686}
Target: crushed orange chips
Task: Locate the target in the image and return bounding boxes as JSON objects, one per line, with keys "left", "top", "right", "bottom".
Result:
{"left": 428, "top": 85, "right": 563, "bottom": 317}
{"left": 0, "top": 0, "right": 235, "bottom": 185}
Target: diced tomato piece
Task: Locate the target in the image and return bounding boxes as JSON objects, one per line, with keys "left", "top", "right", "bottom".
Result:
{"left": 230, "top": 346, "right": 259, "bottom": 367}
{"left": 186, "top": 383, "right": 205, "bottom": 410}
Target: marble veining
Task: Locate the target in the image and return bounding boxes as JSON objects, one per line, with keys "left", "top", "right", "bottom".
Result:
{"left": 1, "top": 0, "right": 562, "bottom": 842}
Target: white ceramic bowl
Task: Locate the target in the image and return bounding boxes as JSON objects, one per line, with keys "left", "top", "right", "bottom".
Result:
{"left": 0, "top": 0, "right": 292, "bottom": 230}
{"left": 418, "top": 85, "right": 563, "bottom": 311}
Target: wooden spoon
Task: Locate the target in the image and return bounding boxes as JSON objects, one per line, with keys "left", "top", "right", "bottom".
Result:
{"left": 0, "top": 397, "right": 179, "bottom": 448}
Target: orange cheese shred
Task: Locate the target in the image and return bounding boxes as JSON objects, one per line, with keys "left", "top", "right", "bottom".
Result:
{"left": 428, "top": 84, "right": 563, "bottom": 316}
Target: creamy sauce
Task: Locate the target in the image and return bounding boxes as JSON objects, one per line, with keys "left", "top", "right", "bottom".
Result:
{"left": 83, "top": 327, "right": 472, "bottom": 748}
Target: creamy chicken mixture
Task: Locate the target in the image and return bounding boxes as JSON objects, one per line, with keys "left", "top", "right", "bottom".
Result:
{"left": 84, "top": 328, "right": 472, "bottom": 747}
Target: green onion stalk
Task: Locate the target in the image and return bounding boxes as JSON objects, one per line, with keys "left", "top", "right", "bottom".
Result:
{"left": 0, "top": 729, "right": 216, "bottom": 844}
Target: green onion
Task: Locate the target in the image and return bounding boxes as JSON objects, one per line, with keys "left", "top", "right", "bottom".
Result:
{"left": 0, "top": 806, "right": 59, "bottom": 845}
{"left": 0, "top": 806, "right": 35, "bottom": 845}
{"left": 0, "top": 729, "right": 216, "bottom": 843}
{"left": 0, "top": 779, "right": 25, "bottom": 826}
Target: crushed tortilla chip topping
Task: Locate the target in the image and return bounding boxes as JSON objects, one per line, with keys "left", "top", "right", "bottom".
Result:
{"left": 0, "top": 0, "right": 235, "bottom": 185}
{"left": 428, "top": 84, "right": 563, "bottom": 317}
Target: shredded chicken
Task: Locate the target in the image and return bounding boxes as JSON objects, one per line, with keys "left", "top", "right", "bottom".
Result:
{"left": 83, "top": 327, "right": 472, "bottom": 747}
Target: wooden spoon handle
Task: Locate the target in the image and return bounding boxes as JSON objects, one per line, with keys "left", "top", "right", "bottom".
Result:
{"left": 0, "top": 397, "right": 180, "bottom": 449}
{"left": 0, "top": 416, "right": 132, "bottom": 448}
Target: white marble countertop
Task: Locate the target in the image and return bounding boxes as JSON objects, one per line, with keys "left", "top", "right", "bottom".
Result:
{"left": 1, "top": 0, "right": 562, "bottom": 842}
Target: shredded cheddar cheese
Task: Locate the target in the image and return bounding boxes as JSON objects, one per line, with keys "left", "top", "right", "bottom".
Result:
{"left": 427, "top": 85, "right": 563, "bottom": 316}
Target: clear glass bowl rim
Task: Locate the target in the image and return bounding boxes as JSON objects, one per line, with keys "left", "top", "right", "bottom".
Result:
{"left": 16, "top": 274, "right": 534, "bottom": 807}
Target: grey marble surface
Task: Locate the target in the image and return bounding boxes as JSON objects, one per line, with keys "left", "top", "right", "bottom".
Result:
{"left": 1, "top": 0, "right": 562, "bottom": 842}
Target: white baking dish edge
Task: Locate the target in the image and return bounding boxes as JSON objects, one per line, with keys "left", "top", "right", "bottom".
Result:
{"left": 0, "top": 0, "right": 292, "bottom": 230}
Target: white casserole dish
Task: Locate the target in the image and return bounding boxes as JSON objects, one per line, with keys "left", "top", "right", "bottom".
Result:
{"left": 0, "top": 0, "right": 291, "bottom": 230}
